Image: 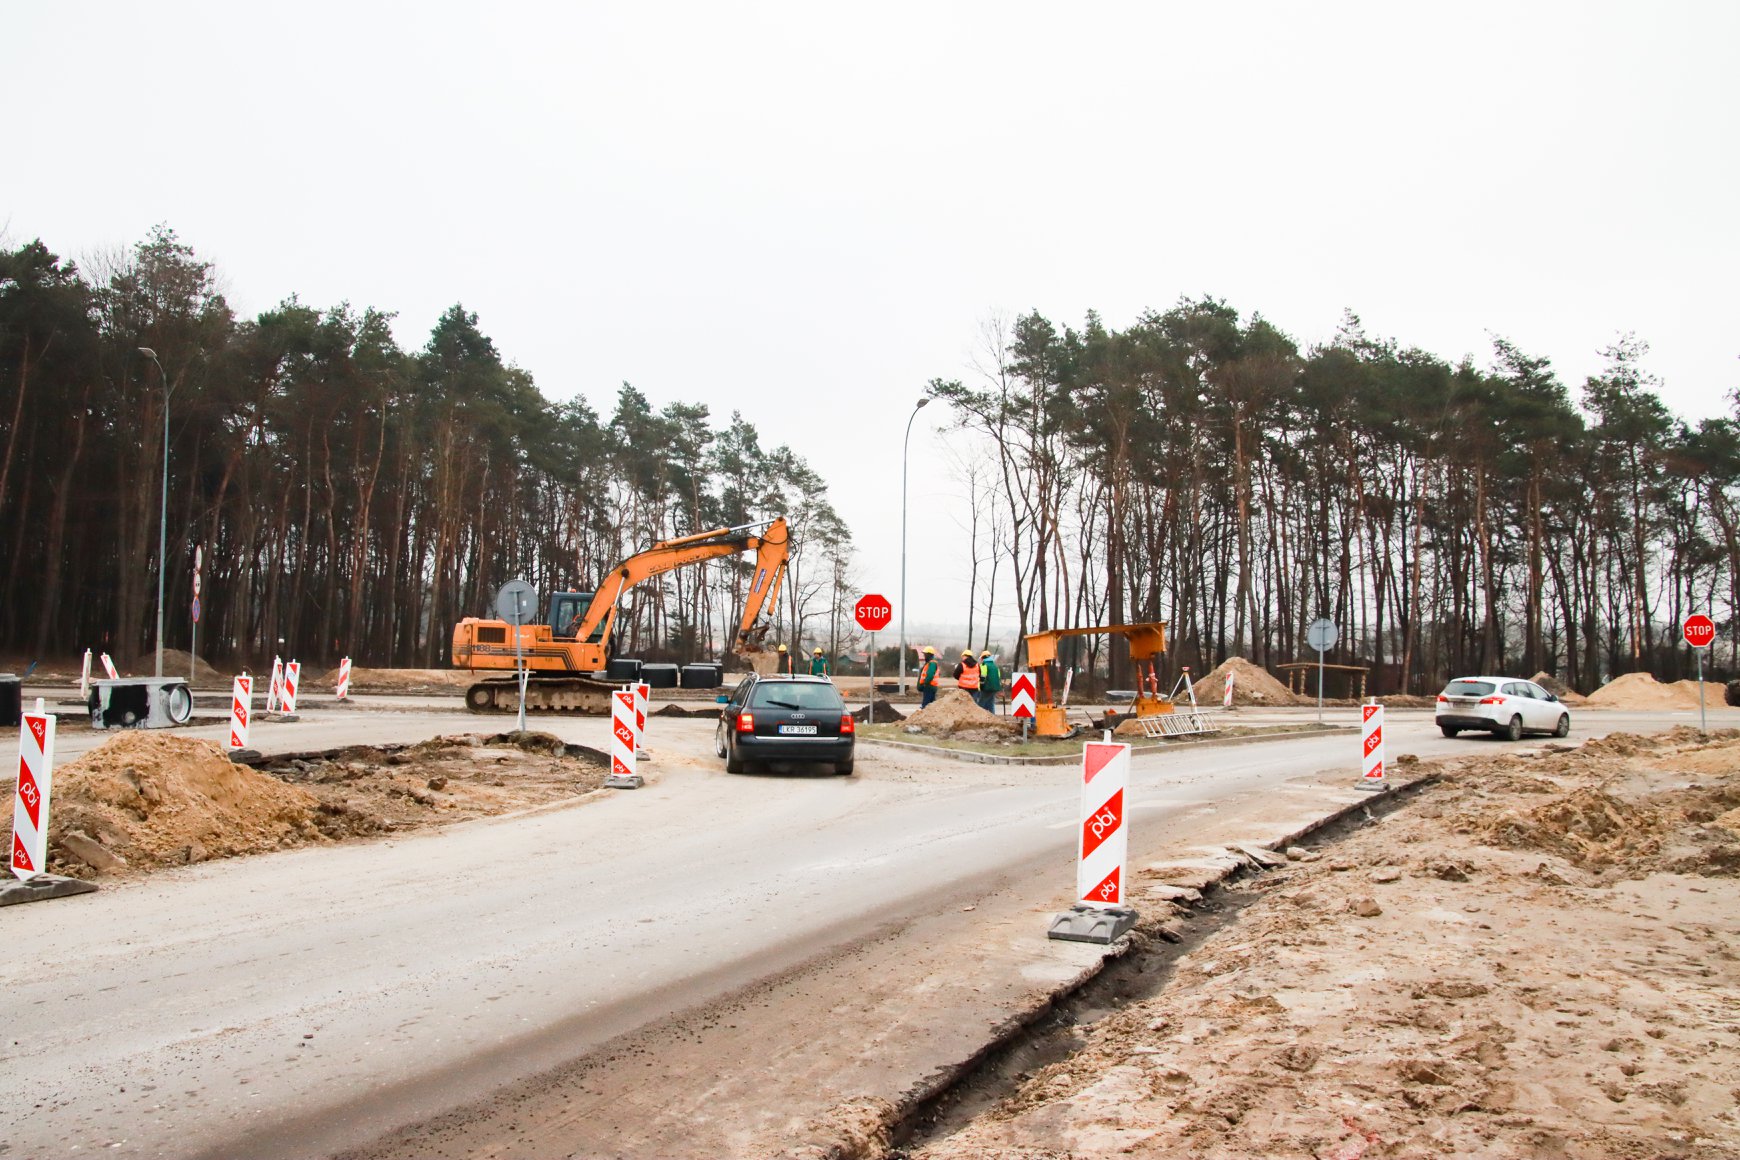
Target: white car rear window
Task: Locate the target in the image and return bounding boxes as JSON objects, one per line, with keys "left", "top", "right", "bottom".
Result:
{"left": 1444, "top": 680, "right": 1495, "bottom": 697}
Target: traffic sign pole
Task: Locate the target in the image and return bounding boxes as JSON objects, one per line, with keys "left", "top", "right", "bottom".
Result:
{"left": 855, "top": 595, "right": 892, "bottom": 722}
{"left": 1685, "top": 614, "right": 1714, "bottom": 736}
{"left": 191, "top": 544, "right": 202, "bottom": 686}
{"left": 1307, "top": 618, "right": 1338, "bottom": 725}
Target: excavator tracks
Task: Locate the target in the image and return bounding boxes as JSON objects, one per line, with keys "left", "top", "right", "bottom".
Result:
{"left": 463, "top": 676, "right": 619, "bottom": 715}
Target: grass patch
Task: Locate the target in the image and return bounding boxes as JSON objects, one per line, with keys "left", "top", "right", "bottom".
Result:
{"left": 857, "top": 721, "right": 1344, "bottom": 758}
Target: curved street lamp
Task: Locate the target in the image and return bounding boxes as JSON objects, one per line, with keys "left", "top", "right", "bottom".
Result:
{"left": 139, "top": 347, "right": 171, "bottom": 678}
{"left": 898, "top": 396, "right": 930, "bottom": 693}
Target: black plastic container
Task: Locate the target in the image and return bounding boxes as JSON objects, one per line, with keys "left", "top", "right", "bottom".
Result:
{"left": 0, "top": 675, "right": 20, "bottom": 728}
{"left": 640, "top": 663, "right": 680, "bottom": 689}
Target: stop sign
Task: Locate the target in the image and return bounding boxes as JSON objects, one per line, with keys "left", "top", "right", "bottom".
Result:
{"left": 1684, "top": 614, "right": 1716, "bottom": 649}
{"left": 854, "top": 594, "right": 892, "bottom": 632}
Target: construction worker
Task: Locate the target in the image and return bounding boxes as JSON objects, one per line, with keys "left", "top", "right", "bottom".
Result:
{"left": 808, "top": 647, "right": 831, "bottom": 678}
{"left": 775, "top": 643, "right": 795, "bottom": 676}
{"left": 953, "top": 650, "right": 981, "bottom": 705}
{"left": 978, "top": 649, "right": 1001, "bottom": 713}
{"left": 917, "top": 646, "right": 940, "bottom": 707}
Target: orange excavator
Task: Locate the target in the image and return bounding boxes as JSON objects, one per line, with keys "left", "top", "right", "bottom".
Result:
{"left": 451, "top": 518, "right": 790, "bottom": 713}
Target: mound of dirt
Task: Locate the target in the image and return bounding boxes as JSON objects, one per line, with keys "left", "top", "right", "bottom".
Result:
{"left": 19, "top": 731, "right": 614, "bottom": 879}
{"left": 1585, "top": 670, "right": 1722, "bottom": 710}
{"left": 1530, "top": 670, "right": 1582, "bottom": 702}
{"left": 852, "top": 698, "right": 906, "bottom": 724}
{"left": 45, "top": 733, "right": 320, "bottom": 872}
{"left": 150, "top": 649, "right": 227, "bottom": 684}
{"left": 903, "top": 690, "right": 1016, "bottom": 738}
{"left": 1480, "top": 787, "right": 1665, "bottom": 868}
{"left": 1190, "top": 657, "right": 1304, "bottom": 707}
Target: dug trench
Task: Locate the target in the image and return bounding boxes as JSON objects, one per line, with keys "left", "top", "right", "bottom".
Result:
{"left": 886, "top": 772, "right": 1439, "bottom": 1156}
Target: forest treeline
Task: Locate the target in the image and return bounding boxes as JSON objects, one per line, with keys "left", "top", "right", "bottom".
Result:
{"left": 0, "top": 228, "right": 852, "bottom": 669}
{"left": 935, "top": 302, "right": 1738, "bottom": 694}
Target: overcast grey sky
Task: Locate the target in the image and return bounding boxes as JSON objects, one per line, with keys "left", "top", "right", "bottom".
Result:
{"left": 5, "top": 2, "right": 1736, "bottom": 638}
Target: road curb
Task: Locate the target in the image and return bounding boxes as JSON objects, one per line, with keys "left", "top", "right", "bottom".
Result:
{"left": 856, "top": 725, "right": 1358, "bottom": 766}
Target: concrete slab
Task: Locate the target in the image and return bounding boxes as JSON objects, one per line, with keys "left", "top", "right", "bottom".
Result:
{"left": 0, "top": 874, "right": 98, "bottom": 907}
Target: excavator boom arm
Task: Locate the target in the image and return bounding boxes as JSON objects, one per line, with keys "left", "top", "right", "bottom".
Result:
{"left": 570, "top": 518, "right": 790, "bottom": 656}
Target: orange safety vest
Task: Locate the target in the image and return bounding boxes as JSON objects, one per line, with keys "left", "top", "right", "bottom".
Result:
{"left": 956, "top": 663, "right": 980, "bottom": 690}
{"left": 919, "top": 659, "right": 939, "bottom": 687}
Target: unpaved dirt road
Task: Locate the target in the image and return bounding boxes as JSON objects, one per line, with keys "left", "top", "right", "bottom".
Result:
{"left": 1, "top": 700, "right": 1732, "bottom": 1158}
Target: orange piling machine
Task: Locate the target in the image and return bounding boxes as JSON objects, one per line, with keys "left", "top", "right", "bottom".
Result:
{"left": 1021, "top": 622, "right": 1170, "bottom": 739}
{"left": 451, "top": 518, "right": 790, "bottom": 714}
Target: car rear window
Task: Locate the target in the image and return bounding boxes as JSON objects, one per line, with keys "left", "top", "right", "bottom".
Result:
{"left": 1444, "top": 680, "right": 1495, "bottom": 697}
{"left": 750, "top": 682, "right": 844, "bottom": 711}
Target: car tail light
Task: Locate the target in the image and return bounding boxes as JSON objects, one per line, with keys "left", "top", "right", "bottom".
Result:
{"left": 1479, "top": 696, "right": 1505, "bottom": 705}
{"left": 736, "top": 711, "right": 755, "bottom": 732}
{"left": 1436, "top": 695, "right": 1448, "bottom": 703}
{"left": 840, "top": 713, "right": 855, "bottom": 734}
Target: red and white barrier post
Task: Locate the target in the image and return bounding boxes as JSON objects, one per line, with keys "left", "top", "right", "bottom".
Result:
{"left": 1011, "top": 672, "right": 1036, "bottom": 718}
{"left": 281, "top": 661, "right": 301, "bottom": 717}
{"left": 1223, "top": 671, "right": 1235, "bottom": 709}
{"left": 266, "top": 656, "right": 283, "bottom": 712}
{"left": 335, "top": 657, "right": 351, "bottom": 700}
{"left": 634, "top": 680, "right": 649, "bottom": 759}
{"left": 100, "top": 653, "right": 119, "bottom": 680}
{"left": 11, "top": 707, "right": 57, "bottom": 880}
{"left": 1049, "top": 739, "right": 1138, "bottom": 943}
{"left": 228, "top": 675, "right": 253, "bottom": 751}
{"left": 605, "top": 689, "right": 643, "bottom": 789}
{"left": 80, "top": 649, "right": 92, "bottom": 700}
{"left": 1360, "top": 702, "right": 1386, "bottom": 789}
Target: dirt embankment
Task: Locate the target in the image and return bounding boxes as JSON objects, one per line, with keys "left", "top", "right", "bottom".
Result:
{"left": 910, "top": 727, "right": 1740, "bottom": 1159}
{"left": 14, "top": 731, "right": 610, "bottom": 878}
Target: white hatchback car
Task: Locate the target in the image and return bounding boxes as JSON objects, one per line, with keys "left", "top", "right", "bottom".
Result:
{"left": 1435, "top": 676, "right": 1571, "bottom": 741}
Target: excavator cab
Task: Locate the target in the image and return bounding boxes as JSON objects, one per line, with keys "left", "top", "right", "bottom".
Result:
{"left": 548, "top": 591, "right": 605, "bottom": 642}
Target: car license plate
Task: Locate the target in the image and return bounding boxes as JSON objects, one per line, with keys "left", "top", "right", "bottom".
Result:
{"left": 778, "top": 724, "right": 818, "bottom": 735}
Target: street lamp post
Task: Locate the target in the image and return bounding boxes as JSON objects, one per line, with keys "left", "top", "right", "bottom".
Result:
{"left": 898, "top": 396, "right": 929, "bottom": 694}
{"left": 139, "top": 347, "right": 171, "bottom": 679}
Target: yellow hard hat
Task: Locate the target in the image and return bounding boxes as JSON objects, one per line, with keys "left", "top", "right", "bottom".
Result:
{"left": 980, "top": 649, "right": 993, "bottom": 658}
{"left": 812, "top": 647, "right": 823, "bottom": 654}
{"left": 961, "top": 650, "right": 973, "bottom": 658}
{"left": 923, "top": 646, "right": 935, "bottom": 655}
{"left": 777, "top": 644, "right": 787, "bottom": 652}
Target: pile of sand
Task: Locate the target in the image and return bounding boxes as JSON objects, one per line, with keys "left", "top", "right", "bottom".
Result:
{"left": 45, "top": 733, "right": 320, "bottom": 871}
{"left": 1585, "top": 670, "right": 1723, "bottom": 710}
{"left": 1189, "top": 657, "right": 1304, "bottom": 707}
{"left": 903, "top": 690, "right": 1016, "bottom": 739}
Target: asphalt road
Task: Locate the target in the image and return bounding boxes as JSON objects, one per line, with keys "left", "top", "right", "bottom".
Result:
{"left": 1, "top": 697, "right": 1732, "bottom": 1158}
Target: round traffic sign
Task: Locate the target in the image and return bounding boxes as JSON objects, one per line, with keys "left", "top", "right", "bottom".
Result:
{"left": 854, "top": 593, "right": 892, "bottom": 632}
{"left": 1684, "top": 613, "right": 1715, "bottom": 649}
{"left": 1306, "top": 618, "right": 1338, "bottom": 652}
{"left": 191, "top": 596, "right": 201, "bottom": 624}
{"left": 495, "top": 579, "right": 539, "bottom": 624}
